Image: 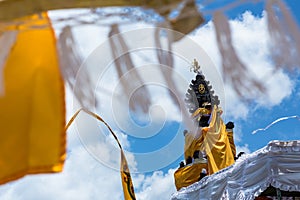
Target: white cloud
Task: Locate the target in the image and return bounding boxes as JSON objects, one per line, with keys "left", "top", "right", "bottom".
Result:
{"left": 135, "top": 169, "right": 177, "bottom": 200}
{"left": 0, "top": 126, "right": 177, "bottom": 200}
{"left": 0, "top": 130, "right": 125, "bottom": 200}
{"left": 230, "top": 11, "right": 293, "bottom": 107}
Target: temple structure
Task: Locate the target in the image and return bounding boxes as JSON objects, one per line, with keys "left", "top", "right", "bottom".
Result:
{"left": 172, "top": 140, "right": 300, "bottom": 199}
{"left": 172, "top": 60, "right": 300, "bottom": 199}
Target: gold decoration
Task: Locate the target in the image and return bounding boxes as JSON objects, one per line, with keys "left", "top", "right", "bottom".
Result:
{"left": 198, "top": 83, "right": 205, "bottom": 94}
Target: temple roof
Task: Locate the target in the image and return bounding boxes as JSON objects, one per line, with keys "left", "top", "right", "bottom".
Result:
{"left": 171, "top": 140, "right": 300, "bottom": 200}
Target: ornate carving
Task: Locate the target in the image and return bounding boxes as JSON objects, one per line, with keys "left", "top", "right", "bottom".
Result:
{"left": 185, "top": 59, "right": 220, "bottom": 126}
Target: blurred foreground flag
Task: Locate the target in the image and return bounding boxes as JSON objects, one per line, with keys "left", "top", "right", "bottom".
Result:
{"left": 0, "top": 12, "right": 65, "bottom": 184}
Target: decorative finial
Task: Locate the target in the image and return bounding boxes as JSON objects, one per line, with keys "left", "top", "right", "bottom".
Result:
{"left": 190, "top": 58, "right": 201, "bottom": 74}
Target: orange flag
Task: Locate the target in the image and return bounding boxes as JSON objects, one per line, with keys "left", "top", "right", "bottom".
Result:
{"left": 0, "top": 12, "right": 65, "bottom": 184}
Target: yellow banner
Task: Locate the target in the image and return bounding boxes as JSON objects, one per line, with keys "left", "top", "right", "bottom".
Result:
{"left": 0, "top": 12, "right": 65, "bottom": 184}
{"left": 184, "top": 131, "right": 204, "bottom": 160}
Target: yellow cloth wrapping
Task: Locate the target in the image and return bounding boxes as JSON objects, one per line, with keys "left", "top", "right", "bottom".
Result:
{"left": 121, "top": 151, "right": 136, "bottom": 200}
{"left": 0, "top": 12, "right": 65, "bottom": 184}
{"left": 192, "top": 107, "right": 211, "bottom": 117}
{"left": 227, "top": 130, "right": 236, "bottom": 158}
{"left": 174, "top": 162, "right": 208, "bottom": 191}
{"left": 184, "top": 131, "right": 204, "bottom": 160}
{"left": 184, "top": 131, "right": 194, "bottom": 160}
{"left": 202, "top": 106, "right": 235, "bottom": 175}
{"left": 193, "top": 127, "right": 208, "bottom": 153}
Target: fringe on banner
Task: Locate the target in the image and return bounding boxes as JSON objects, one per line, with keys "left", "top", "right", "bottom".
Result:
{"left": 57, "top": 26, "right": 95, "bottom": 109}
{"left": 213, "top": 11, "right": 264, "bottom": 98}
{"left": 109, "top": 24, "right": 151, "bottom": 113}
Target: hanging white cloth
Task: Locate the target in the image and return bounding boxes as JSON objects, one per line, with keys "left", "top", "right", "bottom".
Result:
{"left": 171, "top": 140, "right": 300, "bottom": 200}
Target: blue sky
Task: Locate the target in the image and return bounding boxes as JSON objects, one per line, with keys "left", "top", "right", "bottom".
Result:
{"left": 122, "top": 0, "right": 300, "bottom": 173}
{"left": 1, "top": 1, "right": 300, "bottom": 200}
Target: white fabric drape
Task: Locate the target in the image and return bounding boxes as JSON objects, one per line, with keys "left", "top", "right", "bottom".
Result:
{"left": 171, "top": 140, "right": 300, "bottom": 200}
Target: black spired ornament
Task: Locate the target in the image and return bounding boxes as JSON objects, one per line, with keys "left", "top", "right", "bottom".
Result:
{"left": 185, "top": 72, "right": 220, "bottom": 127}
